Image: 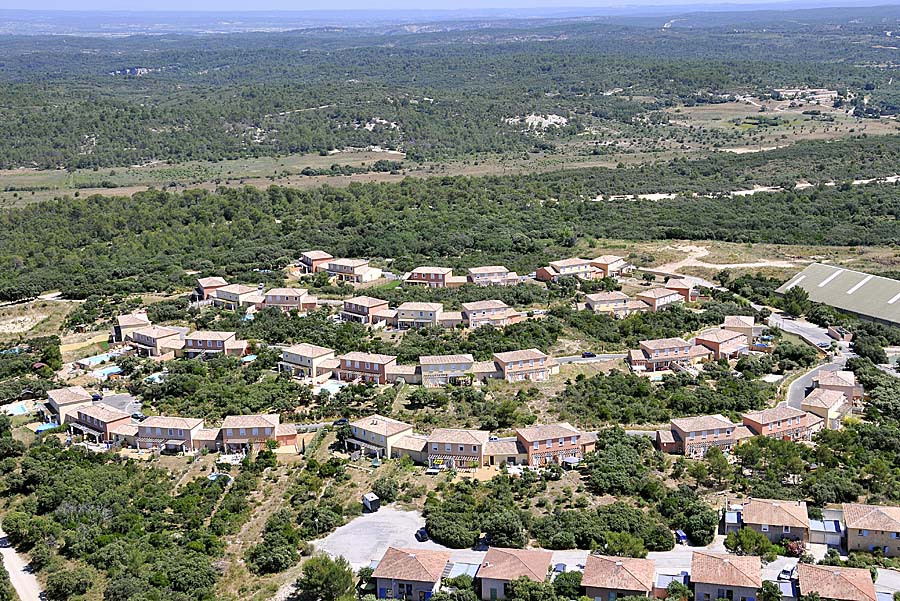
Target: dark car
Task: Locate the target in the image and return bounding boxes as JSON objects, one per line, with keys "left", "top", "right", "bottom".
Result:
{"left": 131, "top": 412, "right": 146, "bottom": 421}
{"left": 581, "top": 351, "right": 596, "bottom": 358}
{"left": 415, "top": 528, "right": 429, "bottom": 542}
{"left": 333, "top": 418, "right": 349, "bottom": 427}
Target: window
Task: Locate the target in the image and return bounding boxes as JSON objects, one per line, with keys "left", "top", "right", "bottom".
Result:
{"left": 571, "top": 436, "right": 577, "bottom": 444}
{"left": 783, "top": 526, "right": 791, "bottom": 533}
{"left": 432, "top": 444, "right": 438, "bottom": 451}
{"left": 252, "top": 428, "right": 258, "bottom": 436}
{"left": 445, "top": 443, "right": 451, "bottom": 451}
{"left": 239, "top": 428, "right": 246, "bottom": 436}
{"left": 472, "top": 445, "right": 477, "bottom": 452}
{"left": 761, "top": 524, "right": 769, "bottom": 532}
{"left": 458, "top": 445, "right": 464, "bottom": 452}
{"left": 558, "top": 438, "right": 564, "bottom": 446}
{"left": 860, "top": 530, "right": 869, "bottom": 537}
{"left": 545, "top": 440, "right": 551, "bottom": 448}
{"left": 533, "top": 441, "right": 539, "bottom": 450}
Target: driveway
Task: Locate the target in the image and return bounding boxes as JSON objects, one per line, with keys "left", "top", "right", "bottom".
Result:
{"left": 556, "top": 354, "right": 627, "bottom": 364}
{"left": 0, "top": 529, "right": 42, "bottom": 600}
{"left": 786, "top": 358, "right": 848, "bottom": 409}
{"left": 767, "top": 315, "right": 833, "bottom": 348}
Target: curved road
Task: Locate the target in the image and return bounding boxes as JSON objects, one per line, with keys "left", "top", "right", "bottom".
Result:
{"left": 0, "top": 528, "right": 42, "bottom": 600}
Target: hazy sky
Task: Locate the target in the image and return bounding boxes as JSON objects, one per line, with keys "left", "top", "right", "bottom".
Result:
{"left": 1, "top": 0, "right": 831, "bottom": 10}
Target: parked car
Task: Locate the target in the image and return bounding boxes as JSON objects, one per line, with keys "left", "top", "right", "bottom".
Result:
{"left": 131, "top": 412, "right": 146, "bottom": 421}
{"left": 581, "top": 351, "right": 596, "bottom": 358}
{"left": 817, "top": 342, "right": 831, "bottom": 349}
{"left": 415, "top": 528, "right": 429, "bottom": 542}
{"left": 424, "top": 467, "right": 441, "bottom": 475}
{"left": 779, "top": 567, "right": 795, "bottom": 580}
{"left": 332, "top": 418, "right": 349, "bottom": 426}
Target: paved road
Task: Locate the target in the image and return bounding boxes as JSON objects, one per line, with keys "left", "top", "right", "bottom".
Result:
{"left": 767, "top": 315, "right": 833, "bottom": 348}
{"left": 556, "top": 354, "right": 627, "bottom": 364}
{"left": 0, "top": 529, "right": 42, "bottom": 600}
{"left": 786, "top": 357, "right": 848, "bottom": 409}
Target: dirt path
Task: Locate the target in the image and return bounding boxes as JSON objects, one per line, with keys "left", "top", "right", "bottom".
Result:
{"left": 0, "top": 528, "right": 42, "bottom": 600}
{"left": 652, "top": 244, "right": 803, "bottom": 274}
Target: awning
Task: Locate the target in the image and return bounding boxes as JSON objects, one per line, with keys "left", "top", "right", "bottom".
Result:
{"left": 72, "top": 422, "right": 104, "bottom": 438}
{"left": 164, "top": 439, "right": 186, "bottom": 447}
{"left": 347, "top": 438, "right": 383, "bottom": 451}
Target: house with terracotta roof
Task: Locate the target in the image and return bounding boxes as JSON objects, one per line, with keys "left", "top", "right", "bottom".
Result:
{"left": 493, "top": 349, "right": 557, "bottom": 383}
{"left": 515, "top": 423, "right": 582, "bottom": 467}
{"left": 279, "top": 343, "right": 336, "bottom": 383}
{"left": 419, "top": 354, "right": 476, "bottom": 388}
{"left": 742, "top": 406, "right": 814, "bottom": 441}
{"left": 695, "top": 329, "right": 749, "bottom": 360}
{"left": 635, "top": 288, "right": 684, "bottom": 312}
{"left": 484, "top": 438, "right": 528, "bottom": 467}
{"left": 813, "top": 370, "right": 864, "bottom": 403}
{"left": 582, "top": 555, "right": 655, "bottom": 601}
{"left": 327, "top": 258, "right": 382, "bottom": 283}
{"left": 461, "top": 300, "right": 522, "bottom": 329}
{"left": 690, "top": 552, "right": 761, "bottom": 601}
{"left": 628, "top": 337, "right": 695, "bottom": 373}
{"left": 341, "top": 296, "right": 391, "bottom": 325}
{"left": 585, "top": 291, "right": 630, "bottom": 318}
{"left": 112, "top": 310, "right": 151, "bottom": 342}
{"left": 722, "top": 316, "right": 757, "bottom": 344}
{"left": 67, "top": 403, "right": 132, "bottom": 443}
{"left": 467, "top": 266, "right": 520, "bottom": 287}
{"left": 372, "top": 547, "right": 452, "bottom": 600}
{"left": 590, "top": 255, "right": 634, "bottom": 279}
{"left": 802, "top": 388, "right": 851, "bottom": 430}
{"left": 297, "top": 250, "right": 333, "bottom": 274}
{"left": 536, "top": 258, "right": 598, "bottom": 282}
{"left": 843, "top": 503, "right": 900, "bottom": 557}
{"left": 396, "top": 302, "right": 445, "bottom": 329}
{"left": 664, "top": 278, "right": 698, "bottom": 302}
{"left": 477, "top": 547, "right": 552, "bottom": 600}
{"left": 404, "top": 266, "right": 466, "bottom": 288}
{"left": 338, "top": 352, "right": 398, "bottom": 384}
{"left": 46, "top": 386, "right": 94, "bottom": 423}
{"left": 348, "top": 414, "right": 414, "bottom": 457}
{"left": 183, "top": 331, "right": 248, "bottom": 358}
{"left": 263, "top": 288, "right": 318, "bottom": 313}
{"left": 196, "top": 276, "right": 229, "bottom": 300}
{"left": 129, "top": 325, "right": 185, "bottom": 358}
{"left": 797, "top": 563, "right": 876, "bottom": 601}
{"left": 738, "top": 498, "right": 810, "bottom": 543}
{"left": 137, "top": 415, "right": 205, "bottom": 451}
{"left": 221, "top": 414, "right": 294, "bottom": 452}
{"left": 213, "top": 283, "right": 261, "bottom": 310}
{"left": 666, "top": 415, "right": 749, "bottom": 457}
{"left": 427, "top": 428, "right": 490, "bottom": 470}
{"left": 391, "top": 434, "right": 430, "bottom": 464}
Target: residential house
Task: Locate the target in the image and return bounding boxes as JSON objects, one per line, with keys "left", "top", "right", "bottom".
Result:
{"left": 396, "top": 302, "right": 444, "bottom": 329}
{"left": 590, "top": 255, "right": 634, "bottom": 279}
{"left": 129, "top": 325, "right": 184, "bottom": 358}
{"left": 427, "top": 428, "right": 490, "bottom": 470}
{"left": 327, "top": 258, "right": 382, "bottom": 283}
{"left": 338, "top": 352, "right": 398, "bottom": 384}
{"left": 193, "top": 427, "right": 222, "bottom": 452}
{"left": 843, "top": 503, "right": 900, "bottom": 557}
{"left": 112, "top": 310, "right": 151, "bottom": 343}
{"left": 797, "top": 563, "right": 876, "bottom": 601}
{"left": 627, "top": 338, "right": 694, "bottom": 373}
{"left": 536, "top": 258, "right": 598, "bottom": 282}
{"left": 263, "top": 288, "right": 318, "bottom": 313}
{"left": 68, "top": 403, "right": 131, "bottom": 443}
{"left": 109, "top": 423, "right": 139, "bottom": 448}
{"left": 196, "top": 276, "right": 229, "bottom": 300}
{"left": 515, "top": 423, "right": 582, "bottom": 467}
{"left": 664, "top": 278, "right": 697, "bottom": 301}
{"left": 297, "top": 250, "right": 333, "bottom": 274}
{"left": 668, "top": 415, "right": 748, "bottom": 457}
{"left": 467, "top": 266, "right": 519, "bottom": 287}
{"left": 137, "top": 416, "right": 205, "bottom": 452}
{"left": 347, "top": 414, "right": 414, "bottom": 457}
{"left": 213, "top": 283, "right": 260, "bottom": 310}
{"left": 372, "top": 547, "right": 451, "bottom": 601}
{"left": 484, "top": 438, "right": 528, "bottom": 467}
{"left": 493, "top": 349, "right": 557, "bottom": 383}
{"left": 813, "top": 370, "right": 864, "bottom": 403}
{"left": 419, "top": 354, "right": 475, "bottom": 388}
{"left": 477, "top": 547, "right": 552, "bottom": 601}
{"left": 739, "top": 498, "right": 810, "bottom": 543}
{"left": 695, "top": 329, "right": 749, "bottom": 360}
{"left": 722, "top": 316, "right": 757, "bottom": 343}
{"left": 585, "top": 291, "right": 630, "bottom": 318}
{"left": 221, "top": 414, "right": 293, "bottom": 452}
{"left": 801, "top": 389, "right": 851, "bottom": 430}
{"left": 341, "top": 296, "right": 391, "bottom": 325}
{"left": 386, "top": 364, "right": 422, "bottom": 385}
{"left": 391, "top": 434, "right": 429, "bottom": 464}
{"left": 405, "top": 266, "right": 466, "bottom": 288}
{"left": 582, "top": 555, "right": 655, "bottom": 601}
{"left": 278, "top": 343, "right": 336, "bottom": 383}
{"left": 635, "top": 288, "right": 683, "bottom": 312}
{"left": 461, "top": 300, "right": 521, "bottom": 329}
{"left": 625, "top": 300, "right": 652, "bottom": 314}
{"left": 690, "top": 552, "right": 761, "bottom": 601}
{"left": 46, "top": 386, "right": 93, "bottom": 424}
{"left": 183, "top": 331, "right": 248, "bottom": 358}
{"left": 742, "top": 406, "right": 814, "bottom": 441}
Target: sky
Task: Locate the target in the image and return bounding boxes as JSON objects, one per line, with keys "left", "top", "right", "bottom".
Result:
{"left": 0, "top": 0, "right": 859, "bottom": 10}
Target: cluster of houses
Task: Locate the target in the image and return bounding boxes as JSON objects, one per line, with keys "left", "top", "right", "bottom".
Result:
{"left": 584, "top": 278, "right": 698, "bottom": 319}
{"left": 535, "top": 254, "right": 637, "bottom": 283}
{"left": 112, "top": 310, "right": 251, "bottom": 361}
{"left": 344, "top": 414, "right": 595, "bottom": 469}
{"left": 338, "top": 296, "right": 527, "bottom": 331}
{"left": 43, "top": 385, "right": 298, "bottom": 453}
{"left": 369, "top": 545, "right": 884, "bottom": 601}
{"left": 655, "top": 368, "right": 864, "bottom": 458}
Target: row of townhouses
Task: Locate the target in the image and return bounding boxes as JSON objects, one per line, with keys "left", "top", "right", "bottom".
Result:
{"left": 535, "top": 255, "right": 637, "bottom": 283}
{"left": 339, "top": 296, "right": 525, "bottom": 330}
{"left": 113, "top": 310, "right": 251, "bottom": 361}
{"left": 584, "top": 278, "right": 698, "bottom": 318}
{"left": 370, "top": 545, "right": 880, "bottom": 601}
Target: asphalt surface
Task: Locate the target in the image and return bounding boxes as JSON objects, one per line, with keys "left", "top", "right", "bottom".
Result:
{"left": 786, "top": 357, "right": 848, "bottom": 409}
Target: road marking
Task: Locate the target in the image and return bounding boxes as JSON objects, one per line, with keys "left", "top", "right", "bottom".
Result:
{"left": 846, "top": 275, "right": 873, "bottom": 295}
{"left": 784, "top": 275, "right": 805, "bottom": 290}
{"left": 818, "top": 269, "right": 844, "bottom": 287}
{"left": 888, "top": 292, "right": 900, "bottom": 305}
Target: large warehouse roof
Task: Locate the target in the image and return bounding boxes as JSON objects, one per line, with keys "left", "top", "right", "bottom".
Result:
{"left": 776, "top": 263, "right": 900, "bottom": 326}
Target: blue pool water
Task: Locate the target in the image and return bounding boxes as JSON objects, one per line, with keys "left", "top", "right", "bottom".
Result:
{"left": 3, "top": 402, "right": 29, "bottom": 416}
{"left": 36, "top": 422, "right": 58, "bottom": 432}
{"left": 81, "top": 352, "right": 116, "bottom": 366}
{"left": 94, "top": 365, "right": 123, "bottom": 377}
{"left": 314, "top": 380, "right": 347, "bottom": 395}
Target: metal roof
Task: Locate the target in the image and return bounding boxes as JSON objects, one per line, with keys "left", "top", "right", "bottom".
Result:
{"left": 776, "top": 263, "right": 900, "bottom": 326}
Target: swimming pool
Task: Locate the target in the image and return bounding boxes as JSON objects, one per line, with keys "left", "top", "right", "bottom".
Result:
{"left": 36, "top": 422, "right": 58, "bottom": 432}
{"left": 314, "top": 380, "right": 347, "bottom": 396}
{"left": 79, "top": 352, "right": 117, "bottom": 367}
{"left": 93, "top": 365, "right": 123, "bottom": 379}
{"left": 2, "top": 402, "right": 29, "bottom": 416}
